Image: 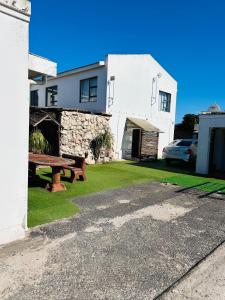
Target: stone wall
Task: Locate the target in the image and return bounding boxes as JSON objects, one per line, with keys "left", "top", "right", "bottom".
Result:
{"left": 60, "top": 111, "right": 114, "bottom": 164}
{"left": 141, "top": 131, "right": 158, "bottom": 158}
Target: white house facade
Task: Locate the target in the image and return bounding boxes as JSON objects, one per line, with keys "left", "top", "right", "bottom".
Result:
{"left": 31, "top": 54, "right": 177, "bottom": 159}
{"left": 196, "top": 111, "right": 225, "bottom": 176}
{"left": 0, "top": 0, "right": 57, "bottom": 245}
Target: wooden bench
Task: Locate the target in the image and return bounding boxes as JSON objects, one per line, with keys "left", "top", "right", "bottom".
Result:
{"left": 62, "top": 154, "right": 87, "bottom": 183}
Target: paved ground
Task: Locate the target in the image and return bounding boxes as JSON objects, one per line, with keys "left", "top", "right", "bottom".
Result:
{"left": 161, "top": 242, "right": 225, "bottom": 299}
{"left": 1, "top": 182, "right": 225, "bottom": 299}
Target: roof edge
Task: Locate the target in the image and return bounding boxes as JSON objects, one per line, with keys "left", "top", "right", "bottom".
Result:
{"left": 30, "top": 106, "right": 111, "bottom": 117}
{"left": 49, "top": 61, "right": 105, "bottom": 81}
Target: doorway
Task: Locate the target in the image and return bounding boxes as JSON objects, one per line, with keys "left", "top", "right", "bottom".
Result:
{"left": 209, "top": 128, "right": 225, "bottom": 178}
{"left": 132, "top": 129, "right": 141, "bottom": 158}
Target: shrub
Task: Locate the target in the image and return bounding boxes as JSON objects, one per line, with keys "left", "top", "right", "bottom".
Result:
{"left": 29, "top": 129, "right": 50, "bottom": 154}
{"left": 91, "top": 131, "right": 112, "bottom": 162}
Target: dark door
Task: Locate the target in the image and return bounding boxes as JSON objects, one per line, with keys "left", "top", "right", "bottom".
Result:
{"left": 132, "top": 129, "right": 141, "bottom": 158}
{"left": 209, "top": 128, "right": 225, "bottom": 178}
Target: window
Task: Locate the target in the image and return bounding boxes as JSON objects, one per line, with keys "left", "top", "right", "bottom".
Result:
{"left": 30, "top": 90, "right": 39, "bottom": 106}
{"left": 159, "top": 91, "right": 171, "bottom": 112}
{"left": 80, "top": 77, "right": 97, "bottom": 102}
{"left": 46, "top": 86, "right": 58, "bottom": 106}
{"left": 176, "top": 140, "right": 192, "bottom": 147}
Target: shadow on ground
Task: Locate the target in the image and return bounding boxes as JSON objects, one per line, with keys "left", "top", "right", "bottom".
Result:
{"left": 128, "top": 159, "right": 196, "bottom": 175}
{"left": 28, "top": 175, "right": 49, "bottom": 188}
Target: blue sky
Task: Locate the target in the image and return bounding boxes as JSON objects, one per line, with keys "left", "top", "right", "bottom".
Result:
{"left": 30, "top": 0, "right": 225, "bottom": 122}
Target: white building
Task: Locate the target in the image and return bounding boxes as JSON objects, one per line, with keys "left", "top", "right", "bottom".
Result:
{"left": 196, "top": 105, "right": 225, "bottom": 176}
{"left": 0, "top": 0, "right": 56, "bottom": 245}
{"left": 31, "top": 54, "right": 177, "bottom": 159}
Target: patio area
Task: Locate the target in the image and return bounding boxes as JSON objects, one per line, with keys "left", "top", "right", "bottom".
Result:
{"left": 28, "top": 160, "right": 225, "bottom": 227}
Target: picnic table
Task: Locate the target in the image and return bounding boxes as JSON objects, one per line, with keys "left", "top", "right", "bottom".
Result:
{"left": 29, "top": 153, "right": 74, "bottom": 192}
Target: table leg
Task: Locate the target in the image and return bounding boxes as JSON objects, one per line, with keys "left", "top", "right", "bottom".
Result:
{"left": 47, "top": 166, "right": 67, "bottom": 192}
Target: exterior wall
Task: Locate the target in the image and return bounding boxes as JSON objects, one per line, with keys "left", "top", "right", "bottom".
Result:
{"left": 106, "top": 54, "right": 177, "bottom": 159}
{"left": 29, "top": 53, "right": 57, "bottom": 77}
{"left": 60, "top": 111, "right": 113, "bottom": 164}
{"left": 31, "top": 54, "right": 177, "bottom": 160}
{"left": 0, "top": 1, "right": 30, "bottom": 244}
{"left": 31, "top": 67, "right": 107, "bottom": 113}
{"left": 196, "top": 114, "right": 225, "bottom": 174}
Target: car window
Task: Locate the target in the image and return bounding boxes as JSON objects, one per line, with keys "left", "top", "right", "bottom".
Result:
{"left": 168, "top": 141, "right": 176, "bottom": 146}
{"left": 169, "top": 140, "right": 180, "bottom": 146}
{"left": 176, "top": 141, "right": 192, "bottom": 147}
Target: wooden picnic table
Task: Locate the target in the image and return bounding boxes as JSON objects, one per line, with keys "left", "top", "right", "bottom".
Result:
{"left": 29, "top": 153, "right": 74, "bottom": 192}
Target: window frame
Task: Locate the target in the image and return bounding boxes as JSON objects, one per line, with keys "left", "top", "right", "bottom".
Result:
{"left": 45, "top": 85, "right": 58, "bottom": 107}
{"left": 30, "top": 90, "right": 39, "bottom": 107}
{"left": 80, "top": 77, "right": 98, "bottom": 103}
{"left": 159, "top": 91, "right": 171, "bottom": 113}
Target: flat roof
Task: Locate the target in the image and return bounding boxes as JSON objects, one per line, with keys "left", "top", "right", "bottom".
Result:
{"left": 200, "top": 112, "right": 225, "bottom": 116}
{"left": 29, "top": 52, "right": 56, "bottom": 63}
{"left": 54, "top": 61, "right": 105, "bottom": 80}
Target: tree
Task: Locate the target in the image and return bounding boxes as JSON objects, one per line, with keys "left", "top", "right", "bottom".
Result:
{"left": 182, "top": 114, "right": 199, "bottom": 130}
{"left": 174, "top": 114, "right": 199, "bottom": 139}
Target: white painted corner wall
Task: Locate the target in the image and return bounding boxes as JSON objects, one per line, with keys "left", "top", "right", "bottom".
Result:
{"left": 0, "top": 2, "right": 30, "bottom": 245}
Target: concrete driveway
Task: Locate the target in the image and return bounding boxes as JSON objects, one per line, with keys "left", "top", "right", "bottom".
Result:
{"left": 1, "top": 182, "right": 225, "bottom": 299}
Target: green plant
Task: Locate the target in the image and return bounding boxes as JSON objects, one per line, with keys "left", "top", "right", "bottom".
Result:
{"left": 91, "top": 131, "right": 112, "bottom": 161}
{"left": 29, "top": 129, "right": 50, "bottom": 154}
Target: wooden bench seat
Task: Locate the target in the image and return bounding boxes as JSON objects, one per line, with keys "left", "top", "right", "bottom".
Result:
{"left": 62, "top": 154, "right": 87, "bottom": 183}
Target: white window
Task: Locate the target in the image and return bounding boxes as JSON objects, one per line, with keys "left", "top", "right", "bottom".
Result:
{"left": 159, "top": 91, "right": 171, "bottom": 112}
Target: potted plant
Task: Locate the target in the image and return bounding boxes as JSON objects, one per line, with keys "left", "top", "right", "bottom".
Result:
{"left": 29, "top": 129, "right": 50, "bottom": 154}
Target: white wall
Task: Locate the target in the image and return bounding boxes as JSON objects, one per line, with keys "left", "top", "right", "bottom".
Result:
{"left": 32, "top": 67, "right": 107, "bottom": 113}
{"left": 29, "top": 53, "right": 57, "bottom": 77}
{"left": 196, "top": 114, "right": 225, "bottom": 174}
{"left": 106, "top": 54, "right": 177, "bottom": 158}
{"left": 0, "top": 1, "right": 30, "bottom": 244}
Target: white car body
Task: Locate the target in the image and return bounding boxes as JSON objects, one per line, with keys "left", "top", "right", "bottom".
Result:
{"left": 162, "top": 139, "right": 198, "bottom": 163}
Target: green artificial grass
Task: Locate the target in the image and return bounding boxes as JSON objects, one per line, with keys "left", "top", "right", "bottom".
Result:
{"left": 28, "top": 160, "right": 225, "bottom": 228}
{"left": 162, "top": 174, "right": 225, "bottom": 193}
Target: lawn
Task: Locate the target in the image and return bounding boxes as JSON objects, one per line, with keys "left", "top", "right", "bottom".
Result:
{"left": 28, "top": 160, "right": 225, "bottom": 227}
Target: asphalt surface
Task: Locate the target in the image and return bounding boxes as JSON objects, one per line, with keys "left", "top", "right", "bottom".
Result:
{"left": 1, "top": 182, "right": 225, "bottom": 299}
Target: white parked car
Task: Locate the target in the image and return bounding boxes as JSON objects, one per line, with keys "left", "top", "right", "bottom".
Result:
{"left": 162, "top": 139, "right": 198, "bottom": 164}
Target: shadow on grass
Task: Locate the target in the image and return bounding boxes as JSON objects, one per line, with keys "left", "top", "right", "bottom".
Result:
{"left": 175, "top": 182, "right": 212, "bottom": 193}
{"left": 173, "top": 181, "right": 225, "bottom": 198}
{"left": 28, "top": 175, "right": 50, "bottom": 188}
{"left": 128, "top": 159, "right": 196, "bottom": 176}
{"left": 42, "top": 171, "right": 83, "bottom": 183}
{"left": 198, "top": 185, "right": 225, "bottom": 199}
